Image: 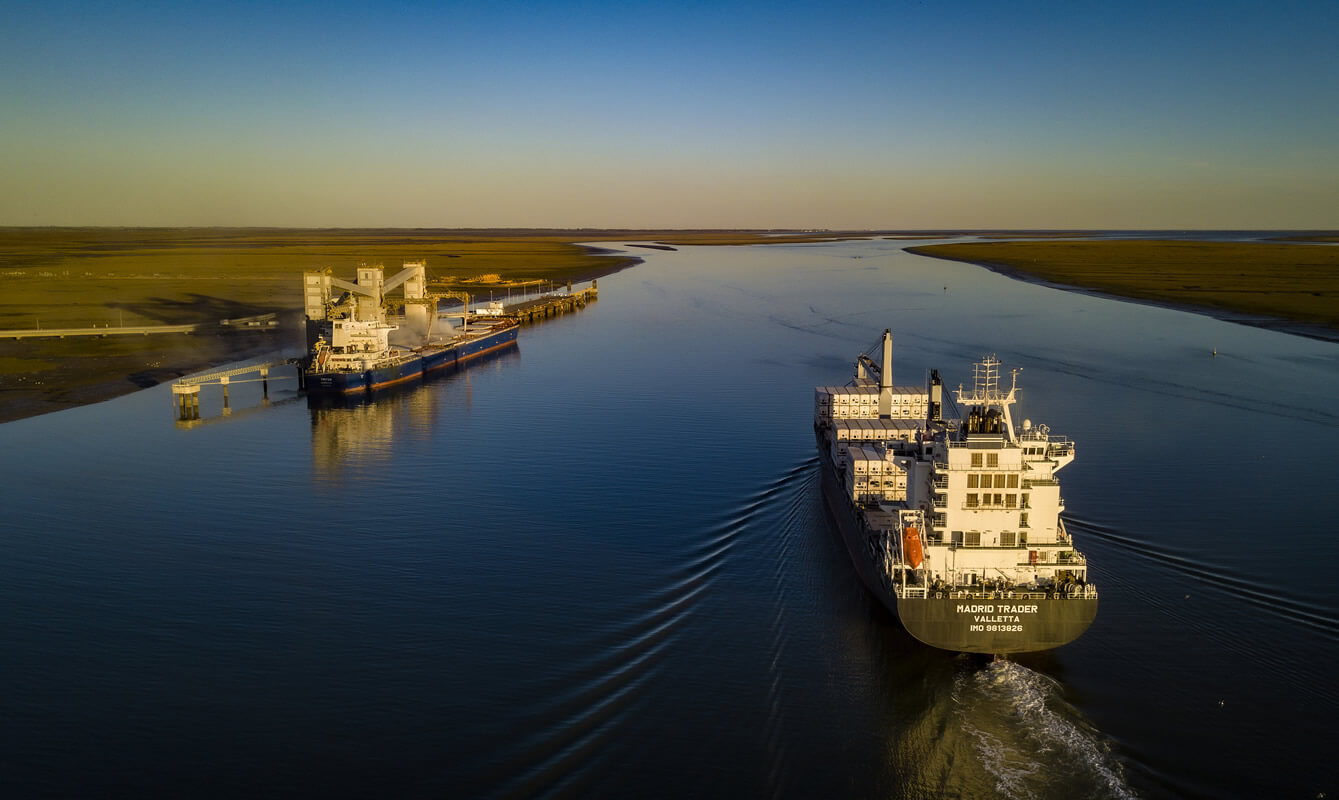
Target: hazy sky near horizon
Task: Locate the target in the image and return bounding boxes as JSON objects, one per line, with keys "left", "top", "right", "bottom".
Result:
{"left": 3, "top": 0, "right": 1336, "bottom": 229}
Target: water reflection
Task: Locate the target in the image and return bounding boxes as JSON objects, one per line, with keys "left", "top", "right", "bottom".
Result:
{"left": 308, "top": 347, "right": 520, "bottom": 481}
{"left": 4, "top": 236, "right": 1337, "bottom": 798}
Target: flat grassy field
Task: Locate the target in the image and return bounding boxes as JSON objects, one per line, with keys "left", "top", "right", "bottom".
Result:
{"left": 0, "top": 227, "right": 877, "bottom": 422}
{"left": 0, "top": 228, "right": 648, "bottom": 331}
{"left": 906, "top": 239, "right": 1339, "bottom": 333}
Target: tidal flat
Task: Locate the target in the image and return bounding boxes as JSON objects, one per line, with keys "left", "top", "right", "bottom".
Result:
{"left": 0, "top": 228, "right": 867, "bottom": 422}
{"left": 907, "top": 239, "right": 1339, "bottom": 339}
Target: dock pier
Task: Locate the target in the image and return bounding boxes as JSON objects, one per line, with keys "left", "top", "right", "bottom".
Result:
{"left": 171, "top": 358, "right": 302, "bottom": 422}
{"left": 505, "top": 282, "right": 597, "bottom": 323}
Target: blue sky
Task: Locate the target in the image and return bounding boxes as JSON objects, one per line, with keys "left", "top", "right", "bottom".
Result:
{"left": 3, "top": 0, "right": 1336, "bottom": 228}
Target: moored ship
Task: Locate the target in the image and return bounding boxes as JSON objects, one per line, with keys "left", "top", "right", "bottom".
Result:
{"left": 814, "top": 331, "right": 1097, "bottom": 654}
{"left": 302, "top": 261, "right": 518, "bottom": 395}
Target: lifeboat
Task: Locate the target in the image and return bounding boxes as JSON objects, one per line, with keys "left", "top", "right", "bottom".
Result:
{"left": 903, "top": 526, "right": 923, "bottom": 569}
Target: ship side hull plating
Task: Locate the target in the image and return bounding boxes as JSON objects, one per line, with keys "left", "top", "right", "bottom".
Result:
{"left": 306, "top": 324, "right": 518, "bottom": 395}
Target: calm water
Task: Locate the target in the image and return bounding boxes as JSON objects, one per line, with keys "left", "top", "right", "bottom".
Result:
{"left": 2, "top": 238, "right": 1336, "bottom": 798}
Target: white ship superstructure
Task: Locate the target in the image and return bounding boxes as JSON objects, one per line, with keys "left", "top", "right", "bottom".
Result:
{"left": 814, "top": 330, "right": 1097, "bottom": 654}
{"left": 928, "top": 357, "right": 1087, "bottom": 592}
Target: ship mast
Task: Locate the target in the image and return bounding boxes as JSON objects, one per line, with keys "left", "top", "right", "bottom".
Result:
{"left": 953, "top": 355, "right": 1020, "bottom": 442}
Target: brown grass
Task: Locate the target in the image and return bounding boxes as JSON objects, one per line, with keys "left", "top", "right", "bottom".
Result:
{"left": 906, "top": 240, "right": 1339, "bottom": 331}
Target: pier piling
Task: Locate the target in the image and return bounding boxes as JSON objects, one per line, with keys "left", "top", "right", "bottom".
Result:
{"left": 169, "top": 358, "right": 300, "bottom": 425}
{"left": 172, "top": 383, "right": 201, "bottom": 421}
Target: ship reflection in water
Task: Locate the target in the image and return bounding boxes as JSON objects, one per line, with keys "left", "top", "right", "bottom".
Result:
{"left": 308, "top": 346, "right": 520, "bottom": 481}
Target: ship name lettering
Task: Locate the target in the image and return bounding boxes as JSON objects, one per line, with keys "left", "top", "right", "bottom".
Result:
{"left": 955, "top": 603, "right": 1036, "bottom": 615}
{"left": 973, "top": 614, "right": 1022, "bottom": 624}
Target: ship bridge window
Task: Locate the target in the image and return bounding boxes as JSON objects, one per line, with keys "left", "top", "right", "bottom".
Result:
{"left": 971, "top": 453, "right": 983, "bottom": 467}
{"left": 987, "top": 453, "right": 999, "bottom": 467}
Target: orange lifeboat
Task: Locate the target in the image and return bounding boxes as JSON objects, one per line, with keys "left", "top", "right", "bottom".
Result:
{"left": 903, "top": 526, "right": 923, "bottom": 569}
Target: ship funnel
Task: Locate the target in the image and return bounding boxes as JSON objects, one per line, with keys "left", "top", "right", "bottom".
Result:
{"left": 878, "top": 329, "right": 893, "bottom": 418}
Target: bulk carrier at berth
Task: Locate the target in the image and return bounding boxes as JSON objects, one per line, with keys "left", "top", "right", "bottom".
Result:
{"left": 814, "top": 331, "right": 1097, "bottom": 655}
{"left": 302, "top": 261, "right": 518, "bottom": 396}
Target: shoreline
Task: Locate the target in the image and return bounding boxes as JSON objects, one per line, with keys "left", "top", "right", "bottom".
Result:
{"left": 7, "top": 232, "right": 1337, "bottom": 424}
{"left": 0, "top": 328, "right": 301, "bottom": 424}
{"left": 905, "top": 243, "right": 1339, "bottom": 344}
{"left": 0, "top": 241, "right": 644, "bottom": 426}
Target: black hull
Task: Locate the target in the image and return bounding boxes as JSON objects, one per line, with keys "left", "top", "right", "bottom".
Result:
{"left": 817, "top": 440, "right": 1096, "bottom": 654}
{"left": 896, "top": 594, "right": 1097, "bottom": 655}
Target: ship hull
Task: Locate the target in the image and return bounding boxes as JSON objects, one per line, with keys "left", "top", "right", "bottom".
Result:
{"left": 305, "top": 323, "right": 518, "bottom": 396}
{"left": 817, "top": 439, "right": 1096, "bottom": 654}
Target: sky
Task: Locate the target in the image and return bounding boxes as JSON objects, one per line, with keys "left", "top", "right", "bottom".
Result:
{"left": 2, "top": 0, "right": 1337, "bottom": 229}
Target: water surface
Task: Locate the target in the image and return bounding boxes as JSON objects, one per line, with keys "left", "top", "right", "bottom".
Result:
{"left": 2, "top": 238, "right": 1336, "bottom": 798}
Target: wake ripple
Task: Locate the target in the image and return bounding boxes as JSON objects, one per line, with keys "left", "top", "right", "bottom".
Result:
{"left": 754, "top": 460, "right": 820, "bottom": 798}
{"left": 483, "top": 456, "right": 820, "bottom": 798}
{"left": 1067, "top": 515, "right": 1339, "bottom": 641}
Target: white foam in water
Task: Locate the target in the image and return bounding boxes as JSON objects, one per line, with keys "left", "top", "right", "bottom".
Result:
{"left": 954, "top": 662, "right": 1138, "bottom": 800}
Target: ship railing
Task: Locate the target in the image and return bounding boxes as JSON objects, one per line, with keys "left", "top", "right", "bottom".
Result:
{"left": 895, "top": 586, "right": 929, "bottom": 599}
{"left": 1046, "top": 437, "right": 1073, "bottom": 454}
{"left": 930, "top": 589, "right": 1092, "bottom": 601}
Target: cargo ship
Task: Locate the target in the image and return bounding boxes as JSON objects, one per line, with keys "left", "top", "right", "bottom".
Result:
{"left": 814, "top": 331, "right": 1097, "bottom": 654}
{"left": 302, "top": 261, "right": 518, "bottom": 395}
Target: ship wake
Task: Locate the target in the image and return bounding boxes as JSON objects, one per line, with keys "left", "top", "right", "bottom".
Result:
{"left": 473, "top": 456, "right": 820, "bottom": 798}
{"left": 1067, "top": 515, "right": 1339, "bottom": 643}
{"left": 952, "top": 661, "right": 1137, "bottom": 800}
